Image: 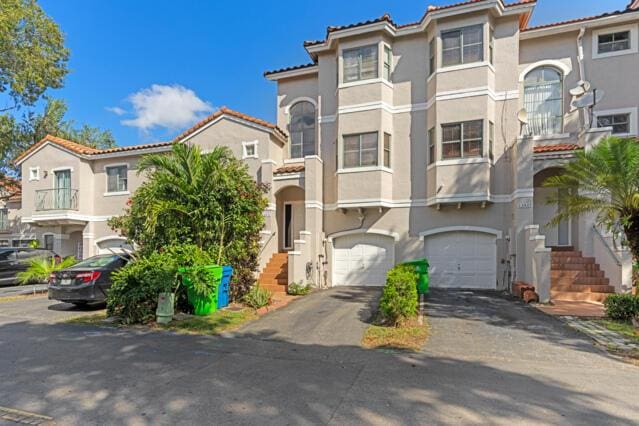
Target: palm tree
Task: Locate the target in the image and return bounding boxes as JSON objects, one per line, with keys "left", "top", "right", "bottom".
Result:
{"left": 543, "top": 137, "right": 639, "bottom": 260}
{"left": 18, "top": 256, "right": 77, "bottom": 285}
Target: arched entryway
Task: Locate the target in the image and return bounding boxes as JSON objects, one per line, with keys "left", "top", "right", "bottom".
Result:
{"left": 275, "top": 186, "right": 305, "bottom": 252}
{"left": 534, "top": 167, "right": 570, "bottom": 247}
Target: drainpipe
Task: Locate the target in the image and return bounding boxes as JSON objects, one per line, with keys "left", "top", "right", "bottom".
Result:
{"left": 576, "top": 28, "right": 589, "bottom": 128}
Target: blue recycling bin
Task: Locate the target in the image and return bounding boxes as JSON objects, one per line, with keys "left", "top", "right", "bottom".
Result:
{"left": 217, "top": 266, "right": 233, "bottom": 309}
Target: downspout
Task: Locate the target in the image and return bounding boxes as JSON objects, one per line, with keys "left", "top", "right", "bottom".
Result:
{"left": 576, "top": 28, "right": 589, "bottom": 128}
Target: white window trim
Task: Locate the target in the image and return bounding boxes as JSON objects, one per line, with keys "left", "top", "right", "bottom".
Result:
{"left": 593, "top": 107, "right": 638, "bottom": 136}
{"left": 242, "top": 140, "right": 259, "bottom": 159}
{"left": 28, "top": 167, "right": 40, "bottom": 182}
{"left": 336, "top": 166, "right": 393, "bottom": 175}
{"left": 592, "top": 24, "right": 638, "bottom": 60}
{"left": 338, "top": 78, "right": 394, "bottom": 90}
{"left": 431, "top": 157, "right": 491, "bottom": 167}
{"left": 51, "top": 166, "right": 74, "bottom": 173}
{"left": 42, "top": 232, "right": 55, "bottom": 251}
{"left": 104, "top": 163, "right": 129, "bottom": 195}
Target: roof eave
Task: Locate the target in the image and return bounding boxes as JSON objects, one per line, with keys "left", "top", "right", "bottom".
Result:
{"left": 264, "top": 65, "right": 319, "bottom": 81}
{"left": 521, "top": 10, "right": 638, "bottom": 39}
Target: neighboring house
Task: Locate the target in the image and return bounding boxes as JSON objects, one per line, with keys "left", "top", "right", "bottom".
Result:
{"left": 9, "top": 0, "right": 639, "bottom": 302}
{"left": 0, "top": 175, "right": 33, "bottom": 247}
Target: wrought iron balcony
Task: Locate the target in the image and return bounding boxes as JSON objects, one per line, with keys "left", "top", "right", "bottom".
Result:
{"left": 35, "top": 188, "right": 79, "bottom": 211}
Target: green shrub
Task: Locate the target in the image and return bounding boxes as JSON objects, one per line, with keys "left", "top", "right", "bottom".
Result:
{"left": 243, "top": 285, "right": 272, "bottom": 309}
{"left": 379, "top": 265, "right": 418, "bottom": 326}
{"left": 106, "top": 244, "right": 216, "bottom": 324}
{"left": 604, "top": 294, "right": 639, "bottom": 321}
{"left": 287, "top": 282, "right": 312, "bottom": 296}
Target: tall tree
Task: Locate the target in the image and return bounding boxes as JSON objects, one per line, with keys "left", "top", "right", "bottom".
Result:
{"left": 0, "top": 0, "right": 69, "bottom": 111}
{"left": 0, "top": 98, "right": 116, "bottom": 174}
{"left": 544, "top": 137, "right": 639, "bottom": 263}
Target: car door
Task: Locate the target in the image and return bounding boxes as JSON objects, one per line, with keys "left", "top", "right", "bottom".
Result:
{"left": 0, "top": 250, "right": 19, "bottom": 285}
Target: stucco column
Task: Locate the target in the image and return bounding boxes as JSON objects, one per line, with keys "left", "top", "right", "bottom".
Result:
{"left": 82, "top": 222, "right": 95, "bottom": 259}
{"left": 259, "top": 160, "right": 277, "bottom": 271}
{"left": 512, "top": 136, "right": 535, "bottom": 284}
{"left": 304, "top": 155, "right": 324, "bottom": 286}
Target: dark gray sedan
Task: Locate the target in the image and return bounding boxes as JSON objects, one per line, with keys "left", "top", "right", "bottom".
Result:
{"left": 48, "top": 254, "right": 130, "bottom": 306}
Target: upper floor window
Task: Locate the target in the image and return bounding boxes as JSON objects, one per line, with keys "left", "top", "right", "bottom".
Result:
{"left": 489, "top": 27, "right": 494, "bottom": 65}
{"left": 523, "top": 67, "right": 563, "bottom": 136}
{"left": 289, "top": 101, "right": 316, "bottom": 158}
{"left": 383, "top": 45, "right": 393, "bottom": 81}
{"left": 441, "top": 120, "right": 483, "bottom": 159}
{"left": 597, "top": 113, "right": 631, "bottom": 135}
{"left": 0, "top": 208, "right": 7, "bottom": 231}
{"left": 383, "top": 133, "right": 391, "bottom": 168}
{"left": 343, "top": 45, "right": 378, "bottom": 83}
{"left": 428, "top": 127, "right": 436, "bottom": 164}
{"left": 106, "top": 165, "right": 128, "bottom": 193}
{"left": 28, "top": 167, "right": 39, "bottom": 181}
{"left": 242, "top": 140, "right": 259, "bottom": 159}
{"left": 428, "top": 38, "right": 436, "bottom": 76}
{"left": 598, "top": 31, "right": 630, "bottom": 54}
{"left": 441, "top": 25, "right": 483, "bottom": 67}
{"left": 343, "top": 132, "right": 378, "bottom": 168}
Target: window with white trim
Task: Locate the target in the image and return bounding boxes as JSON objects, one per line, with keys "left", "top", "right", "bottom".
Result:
{"left": 428, "top": 38, "right": 436, "bottom": 76}
{"left": 289, "top": 101, "right": 316, "bottom": 158}
{"left": 598, "top": 31, "right": 630, "bottom": 54}
{"left": 489, "top": 121, "right": 494, "bottom": 161}
{"left": 44, "top": 234, "right": 54, "bottom": 251}
{"left": 489, "top": 27, "right": 494, "bottom": 65}
{"left": 523, "top": 66, "right": 563, "bottom": 136}
{"left": 428, "top": 127, "right": 436, "bottom": 164}
{"left": 29, "top": 167, "right": 40, "bottom": 181}
{"left": 242, "top": 141, "right": 259, "bottom": 159}
{"left": 441, "top": 120, "right": 483, "bottom": 159}
{"left": 383, "top": 45, "right": 393, "bottom": 81}
{"left": 383, "top": 133, "right": 391, "bottom": 168}
{"left": 106, "top": 165, "right": 128, "bottom": 193}
{"left": 441, "top": 25, "right": 483, "bottom": 67}
{"left": 343, "top": 45, "right": 378, "bottom": 83}
{"left": 0, "top": 208, "right": 7, "bottom": 231}
{"left": 597, "top": 113, "right": 631, "bottom": 135}
{"left": 343, "top": 132, "right": 378, "bottom": 168}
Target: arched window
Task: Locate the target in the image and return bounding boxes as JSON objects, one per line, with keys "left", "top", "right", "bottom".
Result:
{"left": 289, "top": 101, "right": 316, "bottom": 158}
{"left": 523, "top": 67, "right": 563, "bottom": 136}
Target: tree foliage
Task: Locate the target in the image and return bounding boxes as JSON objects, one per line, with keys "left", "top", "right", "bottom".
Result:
{"left": 0, "top": 98, "right": 116, "bottom": 173}
{"left": 0, "top": 0, "right": 69, "bottom": 110}
{"left": 109, "top": 143, "right": 268, "bottom": 300}
{"left": 544, "top": 137, "right": 639, "bottom": 261}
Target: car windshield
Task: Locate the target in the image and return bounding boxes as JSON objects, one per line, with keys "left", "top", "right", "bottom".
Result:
{"left": 69, "top": 255, "right": 123, "bottom": 269}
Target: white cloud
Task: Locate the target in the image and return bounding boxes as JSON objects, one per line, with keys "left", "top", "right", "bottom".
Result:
{"left": 106, "top": 106, "right": 126, "bottom": 116}
{"left": 120, "top": 84, "right": 213, "bottom": 132}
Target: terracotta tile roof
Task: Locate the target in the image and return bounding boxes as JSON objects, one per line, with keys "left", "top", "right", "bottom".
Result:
{"left": 303, "top": 0, "right": 535, "bottom": 47}
{"left": 173, "top": 106, "right": 287, "bottom": 143}
{"left": 264, "top": 62, "right": 318, "bottom": 77}
{"left": 533, "top": 144, "right": 582, "bottom": 153}
{"left": 273, "top": 164, "right": 305, "bottom": 175}
{"left": 14, "top": 134, "right": 172, "bottom": 165}
{"left": 523, "top": 8, "right": 634, "bottom": 32}
{"left": 0, "top": 174, "right": 21, "bottom": 202}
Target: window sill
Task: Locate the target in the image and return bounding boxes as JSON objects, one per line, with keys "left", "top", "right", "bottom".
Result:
{"left": 337, "top": 166, "right": 393, "bottom": 174}
{"left": 338, "top": 78, "right": 393, "bottom": 90}
{"left": 242, "top": 155, "right": 259, "bottom": 160}
{"left": 284, "top": 158, "right": 305, "bottom": 164}
{"left": 104, "top": 191, "right": 130, "bottom": 197}
{"left": 432, "top": 157, "right": 489, "bottom": 167}
{"left": 593, "top": 49, "right": 637, "bottom": 60}
{"left": 436, "top": 61, "right": 495, "bottom": 75}
{"left": 531, "top": 133, "right": 571, "bottom": 141}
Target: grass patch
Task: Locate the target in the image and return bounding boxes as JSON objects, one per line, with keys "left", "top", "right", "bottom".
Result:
{"left": 157, "top": 308, "right": 258, "bottom": 335}
{"left": 595, "top": 319, "right": 639, "bottom": 344}
{"left": 362, "top": 317, "right": 429, "bottom": 352}
{"left": 65, "top": 307, "right": 258, "bottom": 336}
{"left": 0, "top": 294, "right": 46, "bottom": 303}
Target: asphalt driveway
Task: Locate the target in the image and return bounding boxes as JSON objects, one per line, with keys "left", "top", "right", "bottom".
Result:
{"left": 1, "top": 288, "right": 638, "bottom": 424}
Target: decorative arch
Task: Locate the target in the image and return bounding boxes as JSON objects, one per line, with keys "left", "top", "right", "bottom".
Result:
{"left": 419, "top": 226, "right": 503, "bottom": 240}
{"left": 519, "top": 60, "right": 571, "bottom": 82}
{"left": 284, "top": 97, "right": 318, "bottom": 115}
{"left": 327, "top": 228, "right": 400, "bottom": 243}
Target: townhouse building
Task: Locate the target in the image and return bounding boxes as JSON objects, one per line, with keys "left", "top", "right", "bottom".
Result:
{"left": 6, "top": 0, "right": 639, "bottom": 302}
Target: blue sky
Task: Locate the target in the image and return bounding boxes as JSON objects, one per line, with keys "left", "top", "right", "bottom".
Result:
{"left": 33, "top": 0, "right": 629, "bottom": 146}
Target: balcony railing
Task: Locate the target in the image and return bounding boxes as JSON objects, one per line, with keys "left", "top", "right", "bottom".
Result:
{"left": 35, "top": 188, "right": 79, "bottom": 211}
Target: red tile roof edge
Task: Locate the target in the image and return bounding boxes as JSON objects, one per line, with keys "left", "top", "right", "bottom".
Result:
{"left": 523, "top": 8, "right": 634, "bottom": 32}
{"left": 273, "top": 164, "right": 305, "bottom": 175}
{"left": 533, "top": 143, "right": 582, "bottom": 153}
{"left": 303, "top": 0, "right": 535, "bottom": 47}
{"left": 264, "top": 62, "right": 318, "bottom": 77}
{"left": 173, "top": 107, "right": 287, "bottom": 143}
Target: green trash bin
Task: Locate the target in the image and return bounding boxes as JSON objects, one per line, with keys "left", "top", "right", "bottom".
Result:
{"left": 178, "top": 265, "right": 224, "bottom": 316}
{"left": 401, "top": 258, "right": 429, "bottom": 295}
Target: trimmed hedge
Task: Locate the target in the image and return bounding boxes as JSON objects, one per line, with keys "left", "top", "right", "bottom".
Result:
{"left": 379, "top": 265, "right": 419, "bottom": 326}
{"left": 604, "top": 294, "right": 639, "bottom": 321}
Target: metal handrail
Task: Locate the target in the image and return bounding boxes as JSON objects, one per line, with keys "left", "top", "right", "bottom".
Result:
{"left": 35, "top": 188, "right": 79, "bottom": 211}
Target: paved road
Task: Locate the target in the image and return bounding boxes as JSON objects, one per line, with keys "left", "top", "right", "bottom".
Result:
{"left": 0, "top": 289, "right": 638, "bottom": 425}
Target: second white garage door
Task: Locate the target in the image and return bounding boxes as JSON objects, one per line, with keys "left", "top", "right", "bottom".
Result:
{"left": 333, "top": 234, "right": 395, "bottom": 286}
{"left": 424, "top": 231, "right": 497, "bottom": 289}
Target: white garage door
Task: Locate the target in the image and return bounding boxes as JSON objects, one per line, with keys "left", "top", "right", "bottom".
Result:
{"left": 424, "top": 232, "right": 497, "bottom": 289}
{"left": 96, "top": 238, "right": 134, "bottom": 255}
{"left": 333, "top": 234, "right": 394, "bottom": 286}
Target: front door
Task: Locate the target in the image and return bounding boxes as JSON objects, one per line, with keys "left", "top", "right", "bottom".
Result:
{"left": 54, "top": 169, "right": 71, "bottom": 209}
{"left": 283, "top": 203, "right": 293, "bottom": 250}
{"left": 557, "top": 189, "right": 571, "bottom": 246}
